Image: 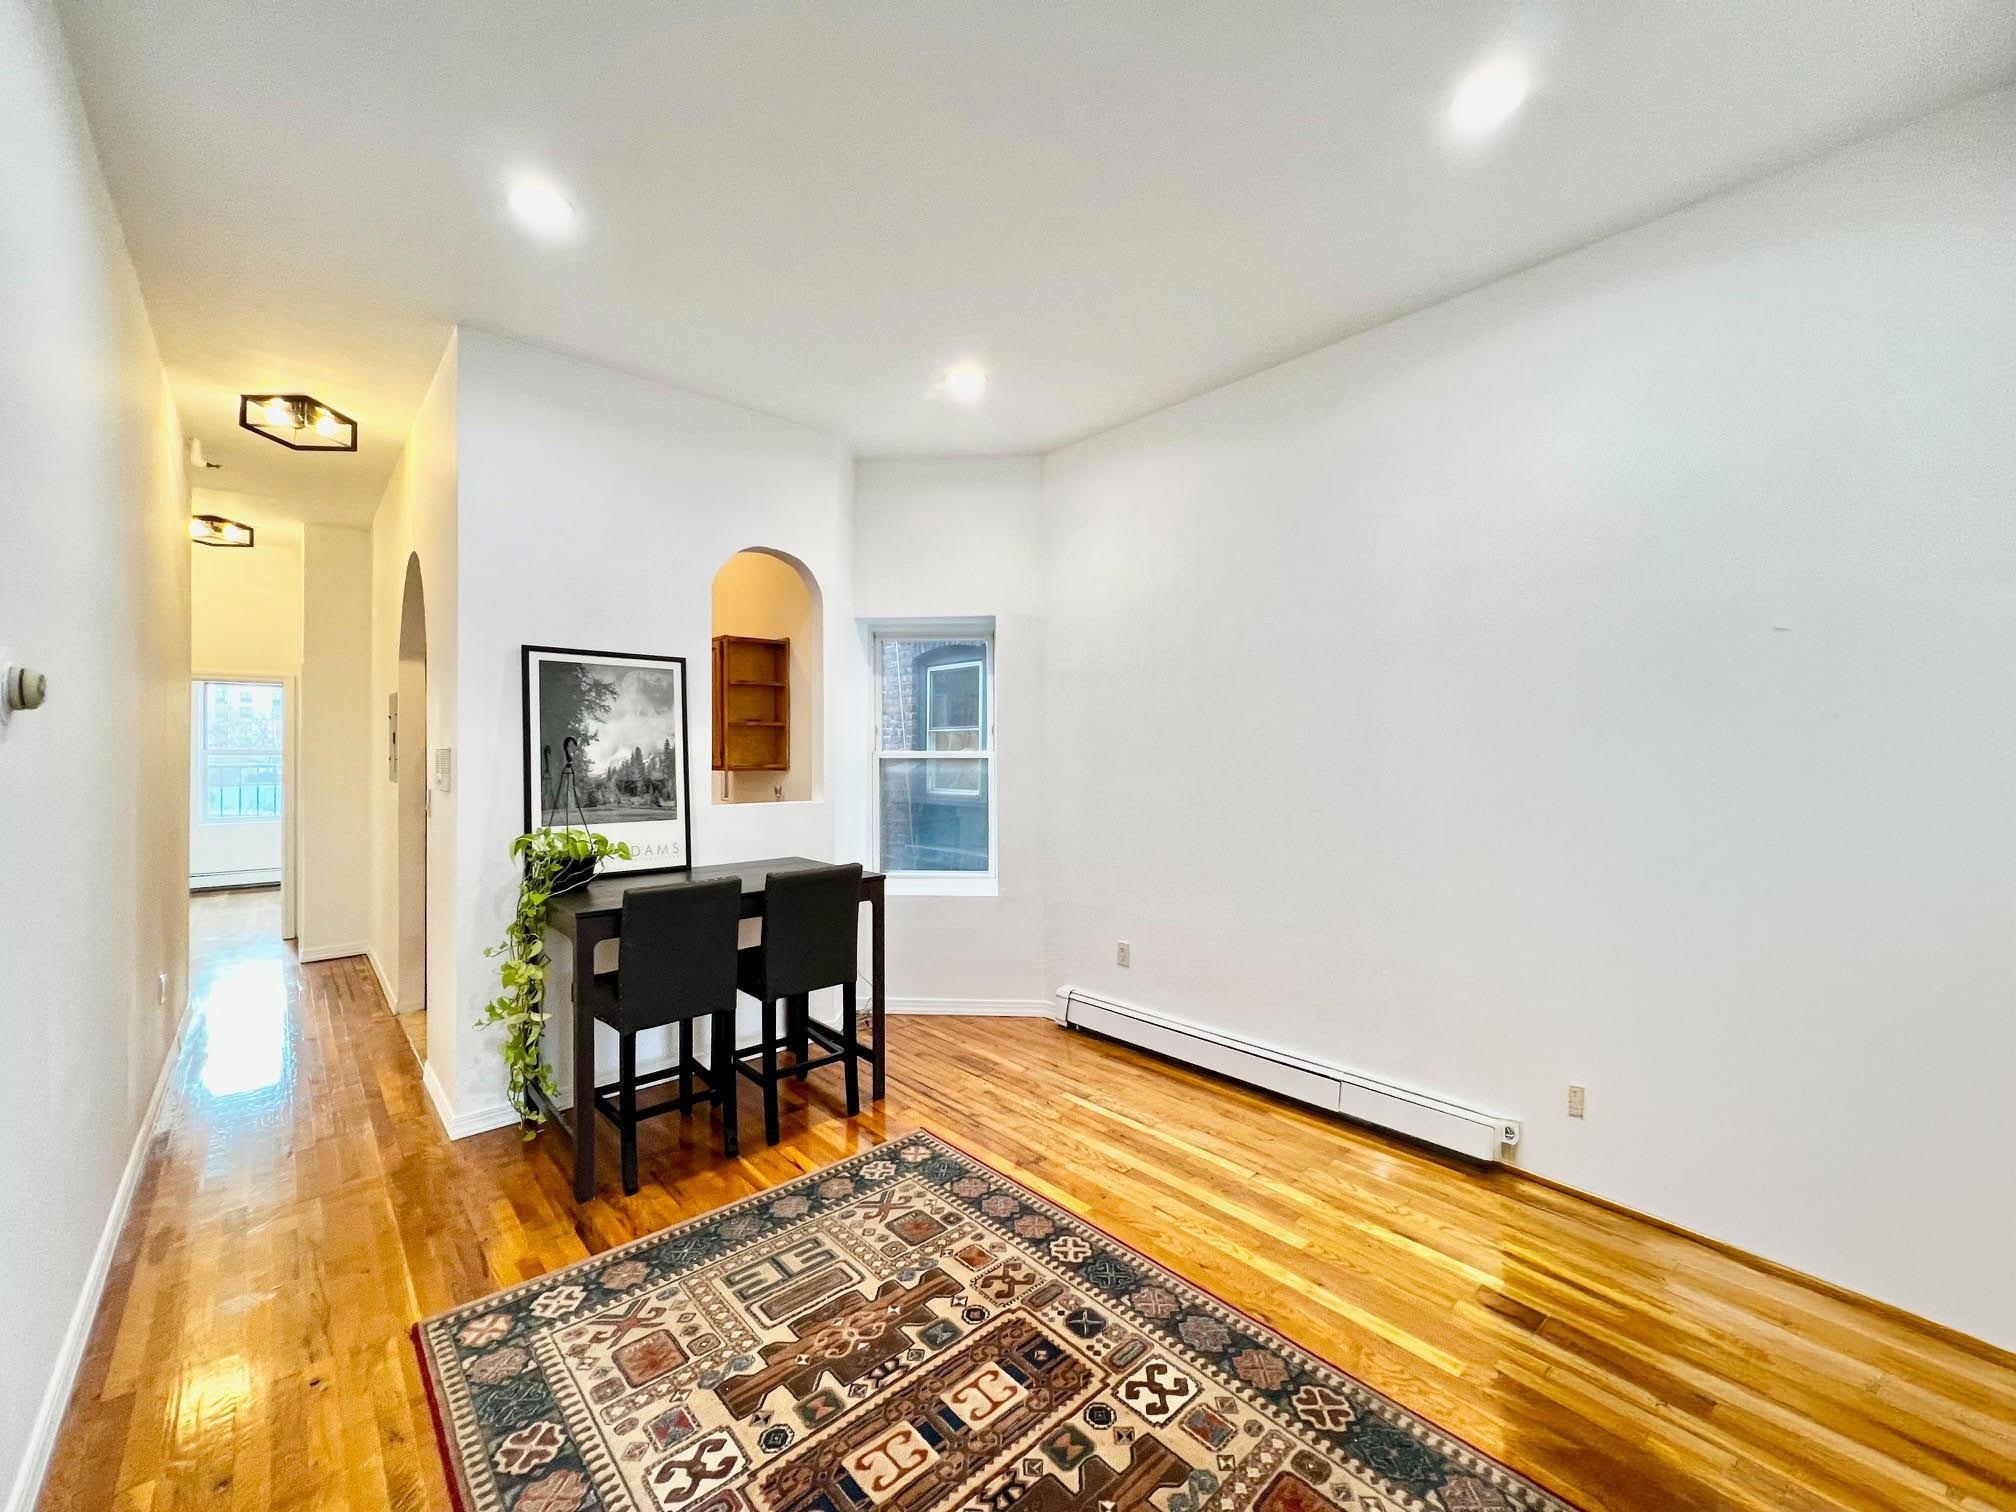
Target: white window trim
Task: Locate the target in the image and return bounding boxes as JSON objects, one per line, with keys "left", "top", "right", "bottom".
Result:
{"left": 869, "top": 621, "right": 998, "bottom": 893}
{"left": 923, "top": 658, "right": 985, "bottom": 794}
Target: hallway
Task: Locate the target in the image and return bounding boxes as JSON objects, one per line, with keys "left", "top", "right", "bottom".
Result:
{"left": 37, "top": 894, "right": 899, "bottom": 1509}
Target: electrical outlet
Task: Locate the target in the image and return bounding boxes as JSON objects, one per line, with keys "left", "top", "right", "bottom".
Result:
{"left": 1567, "top": 1084, "right": 1586, "bottom": 1119}
{"left": 1115, "top": 940, "right": 1131, "bottom": 968}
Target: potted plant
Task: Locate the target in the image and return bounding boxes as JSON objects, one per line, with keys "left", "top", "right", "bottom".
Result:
{"left": 481, "top": 826, "right": 631, "bottom": 1132}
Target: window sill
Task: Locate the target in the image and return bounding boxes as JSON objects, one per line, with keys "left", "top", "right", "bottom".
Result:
{"left": 884, "top": 874, "right": 999, "bottom": 899}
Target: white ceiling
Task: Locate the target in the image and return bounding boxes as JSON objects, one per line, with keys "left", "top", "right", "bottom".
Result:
{"left": 58, "top": 1, "right": 2016, "bottom": 523}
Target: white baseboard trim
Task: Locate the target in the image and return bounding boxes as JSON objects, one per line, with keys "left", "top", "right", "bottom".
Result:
{"left": 425, "top": 1046, "right": 721, "bottom": 1142}
{"left": 423, "top": 1006, "right": 1040, "bottom": 1144}
{"left": 886, "top": 996, "right": 1055, "bottom": 1017}
{"left": 422, "top": 1061, "right": 522, "bottom": 1140}
{"left": 6, "top": 993, "right": 193, "bottom": 1512}
{"left": 363, "top": 948, "right": 397, "bottom": 1013}
{"left": 298, "top": 941, "right": 369, "bottom": 964}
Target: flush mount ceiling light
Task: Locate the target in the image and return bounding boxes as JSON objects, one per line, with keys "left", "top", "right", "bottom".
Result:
{"left": 189, "top": 514, "right": 255, "bottom": 548}
{"left": 238, "top": 393, "right": 358, "bottom": 452}
{"left": 938, "top": 360, "right": 988, "bottom": 406}
{"left": 1448, "top": 57, "right": 1531, "bottom": 141}
{"left": 507, "top": 176, "right": 579, "bottom": 239}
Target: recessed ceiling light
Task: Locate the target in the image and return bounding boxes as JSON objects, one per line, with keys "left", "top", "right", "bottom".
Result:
{"left": 1447, "top": 57, "right": 1530, "bottom": 141}
{"left": 939, "top": 361, "right": 987, "bottom": 406}
{"left": 507, "top": 176, "right": 579, "bottom": 239}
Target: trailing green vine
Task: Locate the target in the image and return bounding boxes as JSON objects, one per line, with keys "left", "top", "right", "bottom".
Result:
{"left": 480, "top": 826, "right": 632, "bottom": 1134}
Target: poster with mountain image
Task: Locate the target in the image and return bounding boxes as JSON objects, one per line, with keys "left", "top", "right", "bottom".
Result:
{"left": 522, "top": 646, "right": 691, "bottom": 873}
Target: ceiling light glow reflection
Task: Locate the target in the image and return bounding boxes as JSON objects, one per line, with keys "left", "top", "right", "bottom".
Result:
{"left": 508, "top": 176, "right": 580, "bottom": 239}
{"left": 939, "top": 361, "right": 987, "bottom": 405}
{"left": 1448, "top": 57, "right": 1530, "bottom": 140}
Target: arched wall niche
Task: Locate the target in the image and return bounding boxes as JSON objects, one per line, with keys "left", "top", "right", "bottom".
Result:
{"left": 709, "top": 546, "right": 823, "bottom": 803}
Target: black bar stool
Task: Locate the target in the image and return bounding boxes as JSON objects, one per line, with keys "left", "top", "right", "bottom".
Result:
{"left": 735, "top": 863, "right": 864, "bottom": 1144}
{"left": 589, "top": 876, "right": 743, "bottom": 1190}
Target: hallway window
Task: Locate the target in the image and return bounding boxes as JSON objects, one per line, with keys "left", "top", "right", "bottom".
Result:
{"left": 199, "top": 681, "right": 284, "bottom": 820}
{"left": 872, "top": 626, "right": 993, "bottom": 882}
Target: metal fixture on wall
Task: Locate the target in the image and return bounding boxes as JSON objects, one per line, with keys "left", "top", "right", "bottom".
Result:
{"left": 0, "top": 655, "right": 48, "bottom": 734}
{"left": 189, "top": 514, "right": 256, "bottom": 548}
{"left": 238, "top": 393, "right": 358, "bottom": 452}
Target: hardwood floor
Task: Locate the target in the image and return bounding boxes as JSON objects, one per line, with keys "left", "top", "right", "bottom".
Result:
{"left": 395, "top": 1008, "right": 426, "bottom": 1064}
{"left": 37, "top": 894, "right": 2016, "bottom": 1510}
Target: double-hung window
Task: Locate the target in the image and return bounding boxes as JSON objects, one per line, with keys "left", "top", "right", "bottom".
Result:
{"left": 872, "top": 625, "right": 994, "bottom": 886}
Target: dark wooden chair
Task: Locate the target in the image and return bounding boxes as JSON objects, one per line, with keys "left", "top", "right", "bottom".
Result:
{"left": 589, "top": 876, "right": 743, "bottom": 1190}
{"left": 735, "top": 863, "right": 864, "bottom": 1144}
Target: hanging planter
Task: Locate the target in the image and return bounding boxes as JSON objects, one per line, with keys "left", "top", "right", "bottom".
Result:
{"left": 480, "top": 824, "right": 632, "bottom": 1132}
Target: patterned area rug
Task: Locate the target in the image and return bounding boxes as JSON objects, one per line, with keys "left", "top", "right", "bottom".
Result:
{"left": 414, "top": 1131, "right": 1575, "bottom": 1512}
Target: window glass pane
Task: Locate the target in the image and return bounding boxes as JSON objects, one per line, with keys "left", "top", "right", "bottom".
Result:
{"left": 204, "top": 682, "right": 283, "bottom": 750}
{"left": 925, "top": 660, "right": 982, "bottom": 752}
{"left": 204, "top": 760, "right": 283, "bottom": 820}
{"left": 878, "top": 759, "right": 989, "bottom": 872}
{"left": 200, "top": 682, "right": 283, "bottom": 822}
{"left": 877, "top": 639, "right": 986, "bottom": 751}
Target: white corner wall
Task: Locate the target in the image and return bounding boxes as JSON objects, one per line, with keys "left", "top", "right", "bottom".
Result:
{"left": 297, "top": 523, "right": 374, "bottom": 959}
{"left": 1040, "top": 88, "right": 2016, "bottom": 1349}
{"left": 853, "top": 458, "right": 1049, "bottom": 1011}
{"left": 0, "top": 0, "right": 191, "bottom": 1498}
{"left": 445, "top": 328, "right": 856, "bottom": 1127}
{"left": 368, "top": 336, "right": 458, "bottom": 1060}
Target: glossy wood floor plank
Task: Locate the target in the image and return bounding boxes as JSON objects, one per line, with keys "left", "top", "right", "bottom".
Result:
{"left": 36, "top": 891, "right": 2016, "bottom": 1510}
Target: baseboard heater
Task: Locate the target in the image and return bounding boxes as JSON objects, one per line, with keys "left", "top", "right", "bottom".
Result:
{"left": 1055, "top": 986, "right": 1521, "bottom": 1162}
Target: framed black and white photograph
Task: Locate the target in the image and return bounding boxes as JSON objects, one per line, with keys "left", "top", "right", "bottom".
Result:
{"left": 521, "top": 645, "right": 693, "bottom": 875}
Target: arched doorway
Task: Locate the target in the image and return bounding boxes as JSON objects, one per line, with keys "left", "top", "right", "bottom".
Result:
{"left": 396, "top": 553, "right": 428, "bottom": 1061}
{"left": 709, "top": 547, "right": 823, "bottom": 803}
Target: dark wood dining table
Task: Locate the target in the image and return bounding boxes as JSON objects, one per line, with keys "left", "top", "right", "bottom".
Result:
{"left": 536, "top": 856, "right": 886, "bottom": 1200}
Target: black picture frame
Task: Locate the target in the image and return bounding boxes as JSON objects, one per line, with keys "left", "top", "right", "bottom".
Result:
{"left": 520, "top": 644, "right": 695, "bottom": 876}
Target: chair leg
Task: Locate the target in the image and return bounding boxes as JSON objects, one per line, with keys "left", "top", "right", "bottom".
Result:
{"left": 715, "top": 1010, "right": 738, "bottom": 1158}
{"left": 678, "top": 1018, "right": 693, "bottom": 1110}
{"left": 619, "top": 1032, "right": 639, "bottom": 1196}
{"left": 790, "top": 993, "right": 810, "bottom": 1079}
{"left": 842, "top": 981, "right": 860, "bottom": 1117}
{"left": 762, "top": 998, "right": 782, "bottom": 1145}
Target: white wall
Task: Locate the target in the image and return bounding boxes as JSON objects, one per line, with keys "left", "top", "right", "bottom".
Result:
{"left": 447, "top": 328, "right": 855, "bottom": 1127}
{"left": 0, "top": 0, "right": 190, "bottom": 1497}
{"left": 1041, "top": 89, "right": 2016, "bottom": 1350}
{"left": 368, "top": 336, "right": 458, "bottom": 1043}
{"left": 854, "top": 458, "right": 1048, "bottom": 1010}
{"left": 297, "top": 524, "right": 373, "bottom": 958}
{"left": 189, "top": 495, "right": 302, "bottom": 677}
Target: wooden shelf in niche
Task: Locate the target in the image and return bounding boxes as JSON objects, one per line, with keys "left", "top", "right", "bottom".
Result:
{"left": 712, "top": 635, "right": 790, "bottom": 772}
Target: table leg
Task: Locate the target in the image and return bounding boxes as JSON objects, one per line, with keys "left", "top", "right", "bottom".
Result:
{"left": 870, "top": 882, "right": 886, "bottom": 1101}
{"left": 572, "top": 930, "right": 598, "bottom": 1202}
